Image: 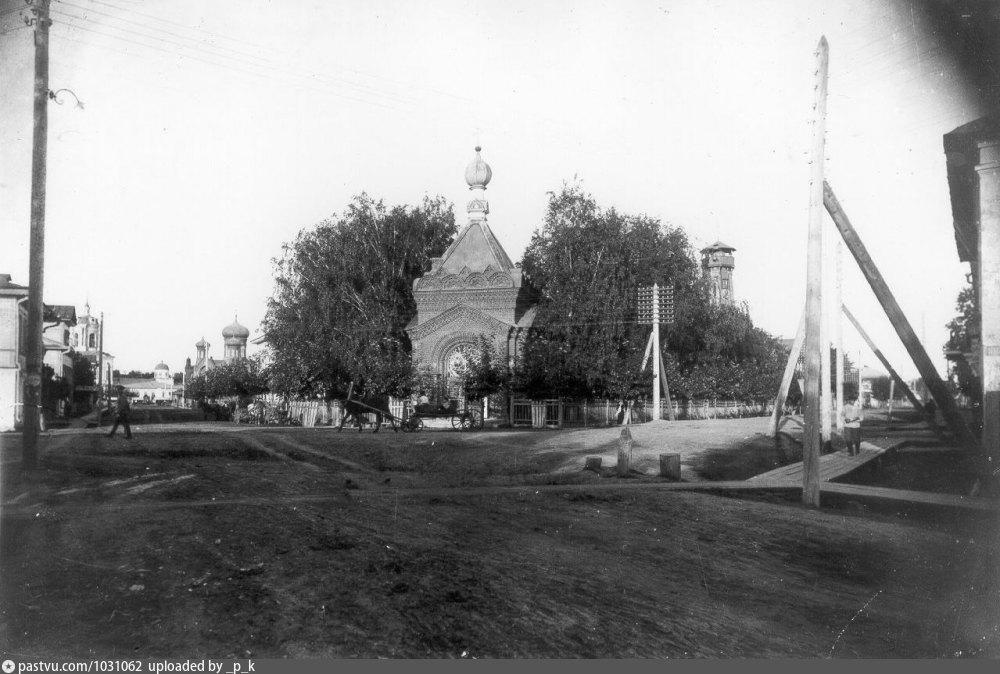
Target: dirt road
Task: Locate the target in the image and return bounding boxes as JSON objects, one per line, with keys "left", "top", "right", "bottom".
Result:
{"left": 1, "top": 415, "right": 996, "bottom": 658}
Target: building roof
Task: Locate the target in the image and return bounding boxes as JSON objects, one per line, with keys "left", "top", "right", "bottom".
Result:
{"left": 44, "top": 304, "right": 77, "bottom": 325}
{"left": 436, "top": 221, "right": 516, "bottom": 274}
{"left": 222, "top": 317, "right": 250, "bottom": 339}
{"left": 944, "top": 114, "right": 1000, "bottom": 263}
{"left": 700, "top": 240, "right": 736, "bottom": 253}
{"left": 0, "top": 273, "right": 29, "bottom": 296}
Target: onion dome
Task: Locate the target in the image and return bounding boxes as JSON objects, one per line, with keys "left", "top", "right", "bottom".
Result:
{"left": 154, "top": 361, "right": 170, "bottom": 371}
{"left": 222, "top": 316, "right": 250, "bottom": 339}
{"left": 195, "top": 336, "right": 208, "bottom": 349}
{"left": 464, "top": 146, "right": 492, "bottom": 188}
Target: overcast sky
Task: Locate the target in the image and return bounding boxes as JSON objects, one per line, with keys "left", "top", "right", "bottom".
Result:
{"left": 0, "top": 0, "right": 984, "bottom": 381}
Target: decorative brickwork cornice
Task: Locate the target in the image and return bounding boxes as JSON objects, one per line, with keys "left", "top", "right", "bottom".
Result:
{"left": 407, "top": 303, "right": 513, "bottom": 341}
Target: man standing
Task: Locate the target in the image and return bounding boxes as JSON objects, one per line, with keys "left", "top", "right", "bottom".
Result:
{"left": 108, "top": 386, "right": 132, "bottom": 440}
{"left": 841, "top": 398, "right": 863, "bottom": 456}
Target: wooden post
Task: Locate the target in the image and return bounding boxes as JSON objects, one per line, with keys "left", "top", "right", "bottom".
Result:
{"left": 802, "top": 37, "right": 828, "bottom": 507}
{"left": 825, "top": 183, "right": 977, "bottom": 447}
{"left": 842, "top": 304, "right": 932, "bottom": 425}
{"left": 659, "top": 453, "right": 681, "bottom": 480}
{"left": 617, "top": 426, "right": 632, "bottom": 476}
{"left": 887, "top": 378, "right": 895, "bottom": 426}
{"left": 659, "top": 364, "right": 676, "bottom": 422}
{"left": 768, "top": 309, "right": 806, "bottom": 436}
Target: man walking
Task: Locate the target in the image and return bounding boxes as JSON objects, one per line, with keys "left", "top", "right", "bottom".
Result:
{"left": 108, "top": 386, "right": 132, "bottom": 439}
{"left": 841, "top": 398, "right": 863, "bottom": 456}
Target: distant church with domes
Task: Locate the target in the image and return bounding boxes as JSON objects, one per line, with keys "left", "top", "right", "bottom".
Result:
{"left": 406, "top": 147, "right": 536, "bottom": 394}
{"left": 184, "top": 315, "right": 250, "bottom": 381}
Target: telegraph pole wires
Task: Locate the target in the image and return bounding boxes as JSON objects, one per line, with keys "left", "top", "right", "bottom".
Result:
{"left": 22, "top": 0, "right": 51, "bottom": 471}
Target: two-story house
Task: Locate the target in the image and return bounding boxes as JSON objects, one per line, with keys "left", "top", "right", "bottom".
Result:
{"left": 0, "top": 274, "right": 29, "bottom": 431}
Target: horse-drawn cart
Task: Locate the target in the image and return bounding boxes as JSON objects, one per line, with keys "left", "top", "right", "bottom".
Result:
{"left": 402, "top": 400, "right": 482, "bottom": 432}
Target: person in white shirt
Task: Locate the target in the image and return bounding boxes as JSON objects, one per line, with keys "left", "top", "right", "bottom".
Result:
{"left": 841, "top": 399, "right": 864, "bottom": 456}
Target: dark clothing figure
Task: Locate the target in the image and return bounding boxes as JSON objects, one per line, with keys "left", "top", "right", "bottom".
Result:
{"left": 108, "top": 394, "right": 132, "bottom": 439}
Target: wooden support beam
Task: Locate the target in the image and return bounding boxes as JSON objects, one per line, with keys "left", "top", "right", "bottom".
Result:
{"left": 659, "top": 361, "right": 676, "bottom": 422}
{"left": 824, "top": 182, "right": 979, "bottom": 449}
{"left": 841, "top": 304, "right": 933, "bottom": 427}
{"left": 768, "top": 309, "right": 805, "bottom": 437}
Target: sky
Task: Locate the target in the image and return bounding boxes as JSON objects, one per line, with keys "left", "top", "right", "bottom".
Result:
{"left": 0, "top": 0, "right": 985, "bottom": 382}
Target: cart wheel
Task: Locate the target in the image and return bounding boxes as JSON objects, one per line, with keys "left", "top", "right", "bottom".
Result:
{"left": 412, "top": 417, "right": 424, "bottom": 432}
{"left": 458, "top": 413, "right": 474, "bottom": 430}
{"left": 451, "top": 414, "right": 464, "bottom": 430}
{"left": 402, "top": 417, "right": 413, "bottom": 432}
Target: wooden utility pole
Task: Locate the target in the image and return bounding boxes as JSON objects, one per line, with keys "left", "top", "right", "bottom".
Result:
{"left": 768, "top": 309, "right": 805, "bottom": 437}
{"left": 824, "top": 182, "right": 979, "bottom": 448}
{"left": 637, "top": 283, "right": 675, "bottom": 422}
{"left": 802, "top": 36, "right": 828, "bottom": 507}
{"left": 22, "top": 0, "right": 51, "bottom": 470}
{"left": 652, "top": 283, "right": 661, "bottom": 420}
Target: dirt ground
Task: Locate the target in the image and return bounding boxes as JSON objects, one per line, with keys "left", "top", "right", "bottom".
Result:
{"left": 1, "top": 410, "right": 998, "bottom": 658}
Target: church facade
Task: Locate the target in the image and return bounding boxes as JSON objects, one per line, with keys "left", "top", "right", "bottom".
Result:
{"left": 406, "top": 147, "right": 535, "bottom": 394}
{"left": 184, "top": 316, "right": 250, "bottom": 382}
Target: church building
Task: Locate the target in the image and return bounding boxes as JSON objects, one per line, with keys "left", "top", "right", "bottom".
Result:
{"left": 184, "top": 316, "right": 250, "bottom": 381}
{"left": 406, "top": 147, "right": 535, "bottom": 395}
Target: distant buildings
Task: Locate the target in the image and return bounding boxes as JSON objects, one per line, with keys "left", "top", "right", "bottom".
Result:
{"left": 184, "top": 316, "right": 250, "bottom": 382}
{"left": 118, "top": 362, "right": 179, "bottom": 405}
{"left": 0, "top": 275, "right": 101, "bottom": 430}
{"left": 71, "top": 301, "right": 115, "bottom": 396}
{"left": 0, "top": 274, "right": 29, "bottom": 431}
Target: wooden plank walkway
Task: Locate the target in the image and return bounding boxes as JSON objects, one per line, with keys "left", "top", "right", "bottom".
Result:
{"left": 747, "top": 440, "right": 888, "bottom": 485}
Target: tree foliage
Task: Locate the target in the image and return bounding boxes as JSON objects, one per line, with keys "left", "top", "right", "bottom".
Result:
{"left": 185, "top": 355, "right": 269, "bottom": 403}
{"left": 459, "top": 336, "right": 511, "bottom": 401}
{"left": 515, "top": 183, "right": 784, "bottom": 401}
{"left": 70, "top": 350, "right": 95, "bottom": 388}
{"left": 945, "top": 281, "right": 980, "bottom": 403}
{"left": 263, "top": 194, "right": 456, "bottom": 399}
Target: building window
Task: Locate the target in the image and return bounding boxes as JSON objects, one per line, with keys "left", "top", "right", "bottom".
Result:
{"left": 721, "top": 279, "right": 730, "bottom": 289}
{"left": 63, "top": 329, "right": 70, "bottom": 346}
{"left": 89, "top": 334, "right": 96, "bottom": 348}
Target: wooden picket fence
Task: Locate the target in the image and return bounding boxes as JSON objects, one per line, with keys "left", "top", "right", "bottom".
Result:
{"left": 510, "top": 398, "right": 775, "bottom": 428}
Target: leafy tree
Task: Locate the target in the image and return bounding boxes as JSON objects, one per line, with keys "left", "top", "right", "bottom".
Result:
{"left": 870, "top": 375, "right": 893, "bottom": 402}
{"left": 263, "top": 194, "right": 456, "bottom": 399}
{"left": 460, "top": 336, "right": 511, "bottom": 401}
{"left": 186, "top": 355, "right": 269, "bottom": 404}
{"left": 41, "top": 364, "right": 69, "bottom": 411}
{"left": 945, "top": 282, "right": 980, "bottom": 404}
{"left": 516, "top": 182, "right": 705, "bottom": 399}
{"left": 515, "top": 182, "right": 784, "bottom": 401}
{"left": 70, "top": 350, "right": 95, "bottom": 387}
